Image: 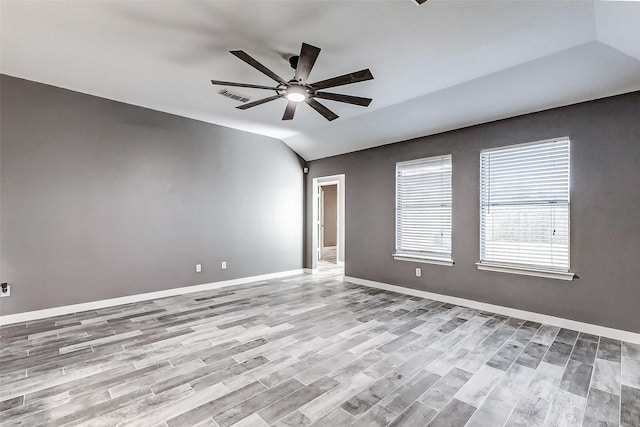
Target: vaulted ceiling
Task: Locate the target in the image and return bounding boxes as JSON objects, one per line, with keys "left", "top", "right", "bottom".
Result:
{"left": 2, "top": 1, "right": 639, "bottom": 160}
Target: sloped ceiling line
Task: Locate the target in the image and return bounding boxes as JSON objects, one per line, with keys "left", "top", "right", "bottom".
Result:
{"left": 1, "top": 0, "right": 639, "bottom": 160}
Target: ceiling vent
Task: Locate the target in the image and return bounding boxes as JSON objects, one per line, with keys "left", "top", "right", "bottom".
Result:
{"left": 218, "top": 89, "right": 251, "bottom": 103}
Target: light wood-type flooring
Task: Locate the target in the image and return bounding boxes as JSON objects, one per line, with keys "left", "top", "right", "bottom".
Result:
{"left": 1, "top": 271, "right": 639, "bottom": 426}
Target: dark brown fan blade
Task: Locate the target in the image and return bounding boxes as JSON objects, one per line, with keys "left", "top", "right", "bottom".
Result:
{"left": 230, "top": 50, "right": 287, "bottom": 85}
{"left": 306, "top": 98, "right": 338, "bottom": 121}
{"left": 310, "top": 69, "right": 374, "bottom": 90}
{"left": 282, "top": 101, "right": 297, "bottom": 120}
{"left": 236, "top": 95, "right": 282, "bottom": 110}
{"left": 211, "top": 80, "right": 279, "bottom": 91}
{"left": 313, "top": 92, "right": 372, "bottom": 107}
{"left": 294, "top": 43, "right": 321, "bottom": 84}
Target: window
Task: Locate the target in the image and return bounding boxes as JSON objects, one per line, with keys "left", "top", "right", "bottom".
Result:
{"left": 478, "top": 138, "right": 573, "bottom": 280}
{"left": 394, "top": 155, "right": 453, "bottom": 265}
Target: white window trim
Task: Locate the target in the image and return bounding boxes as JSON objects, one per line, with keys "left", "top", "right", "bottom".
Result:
{"left": 395, "top": 154, "right": 453, "bottom": 264}
{"left": 476, "top": 261, "right": 575, "bottom": 281}
{"left": 393, "top": 253, "right": 454, "bottom": 266}
{"left": 479, "top": 137, "right": 573, "bottom": 277}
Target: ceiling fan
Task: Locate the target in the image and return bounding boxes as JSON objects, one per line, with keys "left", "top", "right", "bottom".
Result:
{"left": 211, "top": 43, "right": 374, "bottom": 121}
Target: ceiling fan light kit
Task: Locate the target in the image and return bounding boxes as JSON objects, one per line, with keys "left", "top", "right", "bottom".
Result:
{"left": 211, "top": 42, "right": 374, "bottom": 121}
{"left": 285, "top": 86, "right": 308, "bottom": 103}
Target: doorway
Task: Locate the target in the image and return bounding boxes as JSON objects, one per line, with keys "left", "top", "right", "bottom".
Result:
{"left": 320, "top": 184, "right": 337, "bottom": 264}
{"left": 312, "top": 175, "right": 345, "bottom": 274}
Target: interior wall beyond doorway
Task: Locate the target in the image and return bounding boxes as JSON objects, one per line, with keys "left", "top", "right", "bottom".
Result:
{"left": 322, "top": 185, "right": 337, "bottom": 247}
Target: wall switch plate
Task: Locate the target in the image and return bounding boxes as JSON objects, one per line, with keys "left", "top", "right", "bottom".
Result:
{"left": 415, "top": 268, "right": 421, "bottom": 277}
{"left": 221, "top": 261, "right": 227, "bottom": 270}
{"left": 0, "top": 283, "right": 10, "bottom": 297}
{"left": 195, "top": 264, "right": 202, "bottom": 273}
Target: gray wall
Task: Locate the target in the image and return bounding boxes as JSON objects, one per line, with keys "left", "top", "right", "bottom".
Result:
{"left": 322, "top": 184, "right": 337, "bottom": 247}
{"left": 0, "top": 75, "right": 304, "bottom": 316}
{"left": 306, "top": 91, "right": 640, "bottom": 333}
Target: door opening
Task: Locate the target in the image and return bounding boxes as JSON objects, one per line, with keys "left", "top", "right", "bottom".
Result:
{"left": 312, "top": 175, "right": 345, "bottom": 274}
{"left": 320, "top": 184, "right": 338, "bottom": 263}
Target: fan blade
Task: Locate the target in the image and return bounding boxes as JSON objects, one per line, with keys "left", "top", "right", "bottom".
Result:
{"left": 310, "top": 69, "right": 374, "bottom": 90}
{"left": 282, "top": 101, "right": 297, "bottom": 120}
{"left": 230, "top": 50, "right": 287, "bottom": 85}
{"left": 236, "top": 95, "right": 282, "bottom": 110}
{"left": 211, "top": 80, "right": 279, "bottom": 91}
{"left": 294, "top": 43, "right": 321, "bottom": 84}
{"left": 313, "top": 92, "right": 372, "bottom": 107}
{"left": 306, "top": 98, "right": 338, "bottom": 121}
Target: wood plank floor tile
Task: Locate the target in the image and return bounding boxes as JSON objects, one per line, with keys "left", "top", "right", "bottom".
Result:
{"left": 340, "top": 370, "right": 407, "bottom": 417}
{"left": 597, "top": 337, "right": 622, "bottom": 362}
{"left": 621, "top": 385, "right": 640, "bottom": 427}
{"left": 119, "top": 383, "right": 230, "bottom": 427}
{"left": 455, "top": 364, "right": 504, "bottom": 407}
{"left": 379, "top": 369, "right": 440, "bottom": 413}
{"left": 350, "top": 404, "right": 396, "bottom": 427}
{"left": 426, "top": 398, "right": 476, "bottom": 426}
{"left": 582, "top": 388, "right": 620, "bottom": 427}
{"left": 213, "top": 378, "right": 304, "bottom": 427}
{"left": 166, "top": 381, "right": 266, "bottom": 427}
{"left": 418, "top": 367, "right": 473, "bottom": 410}
{"left": 0, "top": 269, "right": 635, "bottom": 426}
{"left": 298, "top": 372, "right": 374, "bottom": 423}
{"left": 505, "top": 394, "right": 551, "bottom": 427}
{"left": 559, "top": 360, "right": 593, "bottom": 398}
{"left": 258, "top": 376, "right": 339, "bottom": 424}
{"left": 387, "top": 401, "right": 437, "bottom": 426}
{"left": 622, "top": 356, "right": 640, "bottom": 389}
{"left": 308, "top": 407, "right": 354, "bottom": 427}
{"left": 542, "top": 389, "right": 586, "bottom": 427}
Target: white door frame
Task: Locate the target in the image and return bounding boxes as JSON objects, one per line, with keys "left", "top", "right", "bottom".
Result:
{"left": 319, "top": 187, "right": 325, "bottom": 256}
{"left": 312, "top": 174, "right": 345, "bottom": 272}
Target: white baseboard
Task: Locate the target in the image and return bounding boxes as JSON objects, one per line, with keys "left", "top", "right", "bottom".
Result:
{"left": 0, "top": 269, "right": 304, "bottom": 326}
{"left": 304, "top": 268, "right": 318, "bottom": 274}
{"left": 344, "top": 275, "right": 640, "bottom": 345}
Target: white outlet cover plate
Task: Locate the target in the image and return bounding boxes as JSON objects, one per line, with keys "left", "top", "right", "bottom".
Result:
{"left": 221, "top": 262, "right": 227, "bottom": 269}
{"left": 1, "top": 285, "right": 10, "bottom": 297}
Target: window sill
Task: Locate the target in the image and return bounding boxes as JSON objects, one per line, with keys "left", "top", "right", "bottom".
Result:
{"left": 476, "top": 262, "right": 575, "bottom": 281}
{"left": 393, "top": 254, "right": 454, "bottom": 267}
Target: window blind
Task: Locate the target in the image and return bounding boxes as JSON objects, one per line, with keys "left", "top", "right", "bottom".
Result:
{"left": 480, "top": 138, "right": 570, "bottom": 271}
{"left": 396, "top": 155, "right": 452, "bottom": 260}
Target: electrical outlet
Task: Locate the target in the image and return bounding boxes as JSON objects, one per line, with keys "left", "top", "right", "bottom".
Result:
{"left": 0, "top": 283, "right": 10, "bottom": 297}
{"left": 195, "top": 264, "right": 202, "bottom": 273}
{"left": 415, "top": 268, "right": 421, "bottom": 277}
{"left": 221, "top": 261, "right": 227, "bottom": 270}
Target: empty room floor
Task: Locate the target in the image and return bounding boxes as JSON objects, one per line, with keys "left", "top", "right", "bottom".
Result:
{"left": 1, "top": 272, "right": 639, "bottom": 427}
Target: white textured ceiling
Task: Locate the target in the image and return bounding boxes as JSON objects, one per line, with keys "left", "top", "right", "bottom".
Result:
{"left": 2, "top": 1, "right": 640, "bottom": 160}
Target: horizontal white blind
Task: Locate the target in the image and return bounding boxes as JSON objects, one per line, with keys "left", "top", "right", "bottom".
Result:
{"left": 480, "top": 138, "right": 570, "bottom": 271}
{"left": 396, "top": 155, "right": 452, "bottom": 259}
